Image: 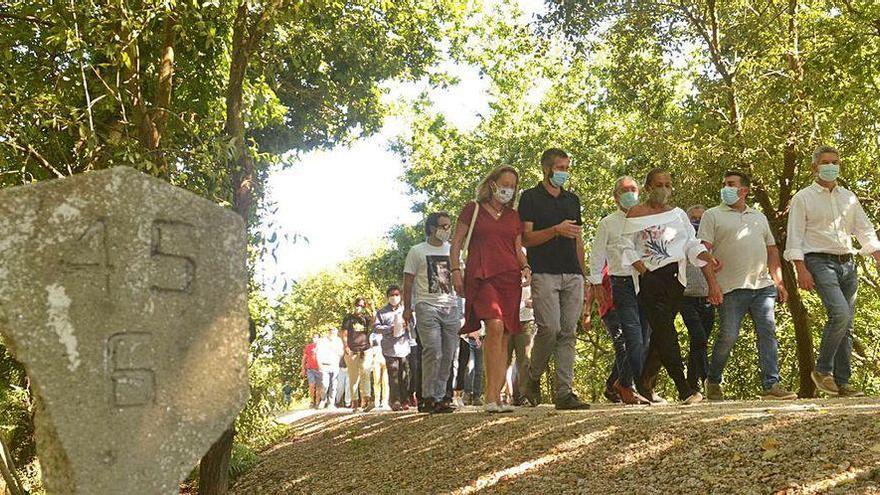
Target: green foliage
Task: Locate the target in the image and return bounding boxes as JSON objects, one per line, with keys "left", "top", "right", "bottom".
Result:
{"left": 0, "top": 342, "right": 34, "bottom": 473}
{"left": 228, "top": 442, "right": 261, "bottom": 481}
{"left": 235, "top": 356, "right": 285, "bottom": 451}
{"left": 0, "top": 0, "right": 469, "bottom": 192}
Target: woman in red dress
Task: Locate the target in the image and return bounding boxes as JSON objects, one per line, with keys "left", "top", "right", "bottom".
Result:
{"left": 450, "top": 166, "right": 531, "bottom": 413}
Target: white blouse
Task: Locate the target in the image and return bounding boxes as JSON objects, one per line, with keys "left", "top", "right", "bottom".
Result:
{"left": 616, "top": 208, "right": 707, "bottom": 292}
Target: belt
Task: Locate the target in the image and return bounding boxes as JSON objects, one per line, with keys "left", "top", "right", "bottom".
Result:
{"left": 806, "top": 252, "right": 853, "bottom": 263}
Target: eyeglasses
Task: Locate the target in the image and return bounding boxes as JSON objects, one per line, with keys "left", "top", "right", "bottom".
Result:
{"left": 436, "top": 224, "right": 452, "bottom": 231}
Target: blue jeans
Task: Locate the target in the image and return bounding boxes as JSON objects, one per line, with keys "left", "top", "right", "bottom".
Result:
{"left": 806, "top": 254, "right": 858, "bottom": 385}
{"left": 708, "top": 285, "right": 781, "bottom": 390}
{"left": 601, "top": 308, "right": 632, "bottom": 388}
{"left": 610, "top": 276, "right": 651, "bottom": 384}
{"left": 680, "top": 297, "right": 715, "bottom": 391}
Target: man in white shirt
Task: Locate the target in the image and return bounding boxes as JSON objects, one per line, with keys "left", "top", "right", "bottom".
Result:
{"left": 316, "top": 327, "right": 344, "bottom": 408}
{"left": 588, "top": 176, "right": 648, "bottom": 404}
{"left": 403, "top": 212, "right": 459, "bottom": 413}
{"left": 700, "top": 171, "right": 796, "bottom": 400}
{"left": 785, "top": 145, "right": 880, "bottom": 397}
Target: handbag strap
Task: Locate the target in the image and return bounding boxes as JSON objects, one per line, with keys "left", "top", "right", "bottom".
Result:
{"left": 461, "top": 200, "right": 479, "bottom": 266}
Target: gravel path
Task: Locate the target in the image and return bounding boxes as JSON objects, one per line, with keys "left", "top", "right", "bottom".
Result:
{"left": 232, "top": 399, "right": 880, "bottom": 494}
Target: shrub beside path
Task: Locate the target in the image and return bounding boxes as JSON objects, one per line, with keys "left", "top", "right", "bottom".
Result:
{"left": 232, "top": 399, "right": 880, "bottom": 494}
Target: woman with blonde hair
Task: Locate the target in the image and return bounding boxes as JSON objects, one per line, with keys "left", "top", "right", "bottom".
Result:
{"left": 450, "top": 166, "right": 531, "bottom": 413}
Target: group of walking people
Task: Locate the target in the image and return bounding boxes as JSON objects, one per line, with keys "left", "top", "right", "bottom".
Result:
{"left": 302, "top": 144, "right": 879, "bottom": 413}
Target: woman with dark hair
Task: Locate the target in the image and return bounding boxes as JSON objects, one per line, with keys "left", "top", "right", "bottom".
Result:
{"left": 618, "top": 168, "right": 722, "bottom": 404}
{"left": 450, "top": 166, "right": 531, "bottom": 413}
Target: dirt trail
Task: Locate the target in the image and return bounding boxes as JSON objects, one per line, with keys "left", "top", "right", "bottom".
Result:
{"left": 232, "top": 399, "right": 880, "bottom": 494}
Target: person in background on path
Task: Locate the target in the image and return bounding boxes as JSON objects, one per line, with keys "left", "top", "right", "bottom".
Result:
{"left": 588, "top": 267, "right": 649, "bottom": 405}
{"left": 446, "top": 302, "right": 480, "bottom": 407}
{"left": 282, "top": 382, "right": 293, "bottom": 408}
{"left": 506, "top": 283, "right": 535, "bottom": 406}
{"left": 518, "top": 149, "right": 590, "bottom": 410}
{"left": 700, "top": 171, "right": 797, "bottom": 401}
{"left": 443, "top": 324, "right": 462, "bottom": 406}
{"left": 407, "top": 317, "right": 421, "bottom": 409}
{"left": 588, "top": 176, "right": 648, "bottom": 405}
{"left": 448, "top": 333, "right": 466, "bottom": 407}
{"left": 375, "top": 285, "right": 412, "bottom": 411}
{"left": 336, "top": 353, "right": 351, "bottom": 408}
{"left": 785, "top": 145, "right": 880, "bottom": 397}
{"left": 403, "top": 212, "right": 459, "bottom": 414}
{"left": 451, "top": 165, "right": 530, "bottom": 413}
{"left": 301, "top": 334, "right": 323, "bottom": 408}
{"left": 317, "top": 327, "right": 344, "bottom": 409}
{"left": 341, "top": 297, "right": 375, "bottom": 413}
{"left": 619, "top": 168, "right": 722, "bottom": 405}
{"left": 370, "top": 332, "right": 390, "bottom": 409}
{"left": 452, "top": 330, "right": 484, "bottom": 406}
{"left": 679, "top": 205, "right": 715, "bottom": 395}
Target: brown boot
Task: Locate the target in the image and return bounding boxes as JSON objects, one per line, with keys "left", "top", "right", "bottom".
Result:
{"left": 362, "top": 397, "right": 375, "bottom": 413}
{"left": 614, "top": 380, "right": 650, "bottom": 405}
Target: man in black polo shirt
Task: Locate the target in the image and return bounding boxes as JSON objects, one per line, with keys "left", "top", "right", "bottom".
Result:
{"left": 518, "top": 148, "right": 590, "bottom": 410}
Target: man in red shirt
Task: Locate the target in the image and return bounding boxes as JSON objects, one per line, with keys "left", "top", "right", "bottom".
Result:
{"left": 301, "top": 334, "right": 323, "bottom": 408}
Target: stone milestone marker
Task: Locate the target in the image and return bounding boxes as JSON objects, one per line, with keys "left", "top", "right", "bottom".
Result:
{"left": 0, "top": 167, "right": 250, "bottom": 494}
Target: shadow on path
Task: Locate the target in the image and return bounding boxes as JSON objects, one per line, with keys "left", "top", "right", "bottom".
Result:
{"left": 233, "top": 399, "right": 880, "bottom": 494}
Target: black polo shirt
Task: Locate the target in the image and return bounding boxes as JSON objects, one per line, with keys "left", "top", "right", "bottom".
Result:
{"left": 518, "top": 182, "right": 583, "bottom": 275}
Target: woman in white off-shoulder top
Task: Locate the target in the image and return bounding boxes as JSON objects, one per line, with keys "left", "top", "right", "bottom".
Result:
{"left": 616, "top": 169, "right": 722, "bottom": 404}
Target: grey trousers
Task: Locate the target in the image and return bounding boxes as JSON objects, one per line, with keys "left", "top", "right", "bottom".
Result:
{"left": 528, "top": 273, "right": 584, "bottom": 400}
{"left": 415, "top": 302, "right": 460, "bottom": 401}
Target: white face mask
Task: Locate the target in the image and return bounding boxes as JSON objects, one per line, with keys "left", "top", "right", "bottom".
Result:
{"left": 435, "top": 228, "right": 451, "bottom": 242}
{"left": 388, "top": 295, "right": 401, "bottom": 306}
{"left": 493, "top": 185, "right": 515, "bottom": 204}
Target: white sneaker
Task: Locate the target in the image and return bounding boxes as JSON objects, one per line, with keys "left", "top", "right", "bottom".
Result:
{"left": 453, "top": 397, "right": 466, "bottom": 408}
{"left": 485, "top": 402, "right": 502, "bottom": 413}
{"left": 682, "top": 392, "right": 703, "bottom": 405}
{"left": 500, "top": 403, "right": 516, "bottom": 413}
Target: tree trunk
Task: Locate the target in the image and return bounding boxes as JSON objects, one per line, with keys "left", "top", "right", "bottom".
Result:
{"left": 0, "top": 433, "right": 26, "bottom": 495}
{"left": 199, "top": 1, "right": 287, "bottom": 490}
{"left": 198, "top": 2, "right": 257, "bottom": 493}
{"left": 782, "top": 257, "right": 816, "bottom": 397}
{"left": 197, "top": 426, "right": 235, "bottom": 495}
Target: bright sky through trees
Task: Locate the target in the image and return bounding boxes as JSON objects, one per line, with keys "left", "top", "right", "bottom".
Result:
{"left": 257, "top": 0, "right": 546, "bottom": 295}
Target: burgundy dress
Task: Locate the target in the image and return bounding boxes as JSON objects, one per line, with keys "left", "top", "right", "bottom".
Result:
{"left": 458, "top": 201, "right": 523, "bottom": 335}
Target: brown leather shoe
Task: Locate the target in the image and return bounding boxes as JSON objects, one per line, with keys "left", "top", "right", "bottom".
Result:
{"left": 614, "top": 380, "right": 650, "bottom": 405}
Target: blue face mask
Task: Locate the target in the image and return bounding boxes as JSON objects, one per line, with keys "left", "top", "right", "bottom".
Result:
{"left": 690, "top": 220, "right": 701, "bottom": 231}
{"left": 720, "top": 186, "right": 740, "bottom": 205}
{"left": 818, "top": 163, "right": 840, "bottom": 182}
{"left": 619, "top": 191, "right": 639, "bottom": 209}
{"left": 550, "top": 171, "right": 569, "bottom": 188}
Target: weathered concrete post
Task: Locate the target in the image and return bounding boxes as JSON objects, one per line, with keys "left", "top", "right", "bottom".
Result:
{"left": 0, "top": 167, "right": 250, "bottom": 494}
